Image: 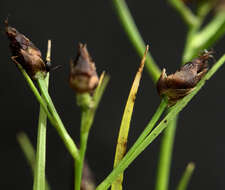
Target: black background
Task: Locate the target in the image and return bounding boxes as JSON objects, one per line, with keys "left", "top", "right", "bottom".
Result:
{"left": 0, "top": 0, "right": 225, "bottom": 190}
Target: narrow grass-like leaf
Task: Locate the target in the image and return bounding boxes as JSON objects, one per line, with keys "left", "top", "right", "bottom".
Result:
{"left": 17, "top": 132, "right": 51, "bottom": 190}
{"left": 96, "top": 54, "right": 225, "bottom": 190}
{"left": 176, "top": 162, "right": 195, "bottom": 190}
{"left": 111, "top": 46, "right": 148, "bottom": 190}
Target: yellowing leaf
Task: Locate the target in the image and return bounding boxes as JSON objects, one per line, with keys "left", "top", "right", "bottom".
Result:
{"left": 111, "top": 45, "right": 149, "bottom": 190}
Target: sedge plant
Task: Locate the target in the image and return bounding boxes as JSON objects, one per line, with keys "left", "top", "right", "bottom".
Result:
{"left": 3, "top": 0, "right": 225, "bottom": 190}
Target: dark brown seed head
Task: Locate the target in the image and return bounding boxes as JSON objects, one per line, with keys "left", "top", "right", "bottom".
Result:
{"left": 157, "top": 51, "right": 213, "bottom": 106}
{"left": 69, "top": 43, "right": 99, "bottom": 94}
{"left": 5, "top": 20, "right": 47, "bottom": 80}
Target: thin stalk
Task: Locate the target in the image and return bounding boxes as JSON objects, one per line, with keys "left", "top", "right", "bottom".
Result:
{"left": 74, "top": 110, "right": 90, "bottom": 190}
{"left": 74, "top": 73, "right": 109, "bottom": 190}
{"left": 33, "top": 75, "right": 49, "bottom": 190}
{"left": 155, "top": 116, "right": 177, "bottom": 190}
{"left": 183, "top": 11, "right": 225, "bottom": 63}
{"left": 96, "top": 97, "right": 168, "bottom": 190}
{"left": 17, "top": 132, "right": 36, "bottom": 174}
{"left": 96, "top": 54, "right": 225, "bottom": 190}
{"left": 17, "top": 132, "right": 51, "bottom": 190}
{"left": 112, "top": 0, "right": 161, "bottom": 83}
{"left": 176, "top": 162, "right": 195, "bottom": 190}
{"left": 168, "top": 0, "right": 199, "bottom": 28}
{"left": 33, "top": 40, "right": 51, "bottom": 190}
{"left": 18, "top": 62, "right": 80, "bottom": 161}
{"left": 192, "top": 11, "right": 225, "bottom": 51}
{"left": 17, "top": 63, "right": 54, "bottom": 124}
{"left": 159, "top": 3, "right": 206, "bottom": 188}
{"left": 37, "top": 79, "right": 80, "bottom": 161}
{"left": 182, "top": 10, "right": 205, "bottom": 64}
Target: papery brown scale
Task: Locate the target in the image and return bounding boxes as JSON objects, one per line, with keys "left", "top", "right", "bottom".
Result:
{"left": 5, "top": 21, "right": 47, "bottom": 80}
{"left": 157, "top": 51, "right": 212, "bottom": 106}
{"left": 69, "top": 43, "right": 99, "bottom": 94}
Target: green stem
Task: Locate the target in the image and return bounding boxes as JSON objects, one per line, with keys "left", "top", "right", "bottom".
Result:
{"left": 17, "top": 133, "right": 36, "bottom": 174}
{"left": 37, "top": 79, "right": 80, "bottom": 161}
{"left": 176, "top": 162, "right": 195, "bottom": 190}
{"left": 96, "top": 54, "right": 225, "bottom": 190}
{"left": 74, "top": 129, "right": 89, "bottom": 190}
{"left": 74, "top": 108, "right": 93, "bottom": 190}
{"left": 184, "top": 11, "right": 225, "bottom": 62}
{"left": 96, "top": 97, "right": 168, "bottom": 190}
{"left": 193, "top": 12, "right": 225, "bottom": 49}
{"left": 33, "top": 74, "right": 49, "bottom": 190}
{"left": 155, "top": 116, "right": 177, "bottom": 190}
{"left": 17, "top": 132, "right": 51, "bottom": 190}
{"left": 74, "top": 74, "right": 109, "bottom": 190}
{"left": 18, "top": 64, "right": 80, "bottom": 161}
{"left": 160, "top": 3, "right": 208, "bottom": 188}
{"left": 17, "top": 64, "right": 55, "bottom": 124}
{"left": 112, "top": 0, "right": 161, "bottom": 83}
{"left": 168, "top": 0, "right": 199, "bottom": 28}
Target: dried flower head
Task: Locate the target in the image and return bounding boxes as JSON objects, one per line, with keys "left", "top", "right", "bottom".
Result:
{"left": 157, "top": 51, "right": 213, "bottom": 106}
{"left": 5, "top": 20, "right": 47, "bottom": 80}
{"left": 69, "top": 43, "right": 99, "bottom": 94}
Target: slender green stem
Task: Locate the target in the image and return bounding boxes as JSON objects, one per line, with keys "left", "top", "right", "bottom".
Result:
{"left": 33, "top": 40, "right": 51, "bottom": 190}
{"left": 183, "top": 11, "right": 225, "bottom": 63}
{"left": 74, "top": 109, "right": 89, "bottom": 190}
{"left": 18, "top": 59, "right": 80, "bottom": 160}
{"left": 17, "top": 132, "right": 36, "bottom": 174}
{"left": 17, "top": 63, "right": 55, "bottom": 124}
{"left": 160, "top": 3, "right": 215, "bottom": 188}
{"left": 33, "top": 74, "right": 49, "bottom": 190}
{"left": 196, "top": 1, "right": 213, "bottom": 21}
{"left": 17, "top": 132, "right": 51, "bottom": 190}
{"left": 37, "top": 79, "right": 80, "bottom": 161}
{"left": 176, "top": 163, "right": 195, "bottom": 190}
{"left": 181, "top": 5, "right": 206, "bottom": 64}
{"left": 96, "top": 54, "right": 225, "bottom": 190}
{"left": 74, "top": 110, "right": 92, "bottom": 190}
{"left": 191, "top": 11, "right": 225, "bottom": 51}
{"left": 96, "top": 97, "right": 168, "bottom": 190}
{"left": 74, "top": 118, "right": 89, "bottom": 190}
{"left": 168, "top": 0, "right": 199, "bottom": 28}
{"left": 112, "top": 0, "right": 161, "bottom": 83}
{"left": 74, "top": 74, "right": 109, "bottom": 190}
{"left": 182, "top": 27, "right": 199, "bottom": 64}
{"left": 155, "top": 116, "right": 177, "bottom": 190}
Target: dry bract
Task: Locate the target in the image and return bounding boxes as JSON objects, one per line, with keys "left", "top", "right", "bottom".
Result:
{"left": 5, "top": 20, "right": 47, "bottom": 80}
{"left": 69, "top": 43, "right": 99, "bottom": 94}
{"left": 157, "top": 51, "right": 213, "bottom": 106}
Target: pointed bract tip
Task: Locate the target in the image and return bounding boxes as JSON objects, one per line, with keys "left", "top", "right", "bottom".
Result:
{"left": 69, "top": 43, "right": 99, "bottom": 94}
